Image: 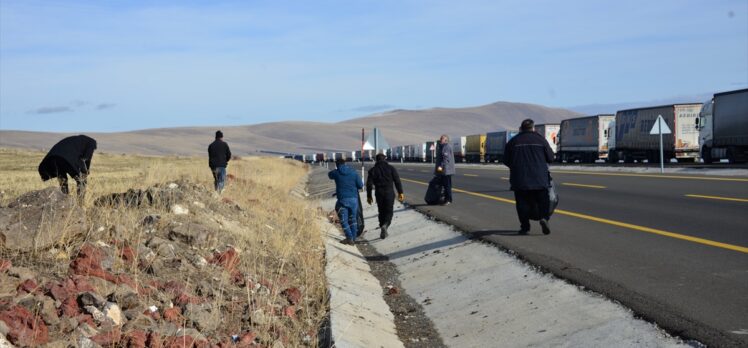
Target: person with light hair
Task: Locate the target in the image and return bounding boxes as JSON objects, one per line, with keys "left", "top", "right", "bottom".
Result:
{"left": 434, "top": 134, "right": 456, "bottom": 205}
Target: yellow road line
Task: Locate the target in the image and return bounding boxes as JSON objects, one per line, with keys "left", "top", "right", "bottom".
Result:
{"left": 464, "top": 174, "right": 479, "bottom": 177}
{"left": 685, "top": 194, "right": 748, "bottom": 203}
{"left": 400, "top": 178, "right": 748, "bottom": 254}
{"left": 550, "top": 170, "right": 748, "bottom": 182}
{"left": 562, "top": 183, "right": 607, "bottom": 189}
{"left": 395, "top": 164, "right": 748, "bottom": 182}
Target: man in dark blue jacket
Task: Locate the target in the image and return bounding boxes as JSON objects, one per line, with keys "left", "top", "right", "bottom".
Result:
{"left": 329, "top": 158, "right": 364, "bottom": 244}
{"left": 208, "top": 130, "right": 232, "bottom": 193}
{"left": 503, "top": 119, "right": 555, "bottom": 235}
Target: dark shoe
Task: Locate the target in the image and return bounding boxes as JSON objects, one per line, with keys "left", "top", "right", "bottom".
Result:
{"left": 380, "top": 225, "right": 389, "bottom": 240}
{"left": 440, "top": 201, "right": 451, "bottom": 206}
{"left": 339, "top": 238, "right": 355, "bottom": 245}
{"left": 540, "top": 219, "right": 551, "bottom": 235}
{"left": 518, "top": 229, "right": 529, "bottom": 235}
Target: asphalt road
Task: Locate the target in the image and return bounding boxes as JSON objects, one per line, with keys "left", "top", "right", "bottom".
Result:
{"left": 364, "top": 162, "right": 748, "bottom": 347}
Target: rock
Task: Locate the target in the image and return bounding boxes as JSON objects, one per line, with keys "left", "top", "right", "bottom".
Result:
{"left": 77, "top": 336, "right": 102, "bottom": 348}
{"left": 142, "top": 214, "right": 161, "bottom": 226}
{"left": 87, "top": 277, "right": 119, "bottom": 298}
{"left": 184, "top": 304, "right": 217, "bottom": 332}
{"left": 168, "top": 223, "right": 211, "bottom": 247}
{"left": 0, "top": 187, "right": 85, "bottom": 252}
{"left": 0, "top": 333, "right": 14, "bottom": 348}
{"left": 84, "top": 306, "right": 107, "bottom": 324}
{"left": 16, "top": 278, "right": 39, "bottom": 294}
{"left": 148, "top": 237, "right": 177, "bottom": 259}
{"left": 110, "top": 287, "right": 140, "bottom": 310}
{"left": 0, "top": 321, "right": 7, "bottom": 336}
{"left": 123, "top": 313, "right": 155, "bottom": 332}
{"left": 281, "top": 287, "right": 302, "bottom": 305}
{"left": 136, "top": 244, "right": 157, "bottom": 264}
{"left": 187, "top": 254, "right": 208, "bottom": 268}
{"left": 282, "top": 306, "right": 297, "bottom": 320}
{"left": 59, "top": 317, "right": 78, "bottom": 333}
{"left": 76, "top": 323, "right": 100, "bottom": 338}
{"left": 251, "top": 309, "right": 269, "bottom": 326}
{"left": 79, "top": 292, "right": 106, "bottom": 308}
{"left": 162, "top": 307, "right": 182, "bottom": 323}
{"left": 91, "top": 327, "right": 122, "bottom": 346}
{"left": 167, "top": 183, "right": 179, "bottom": 190}
{"left": 42, "top": 339, "right": 69, "bottom": 348}
{"left": 175, "top": 327, "right": 205, "bottom": 340}
{"left": 0, "top": 260, "right": 11, "bottom": 273}
{"left": 104, "top": 303, "right": 124, "bottom": 326}
{"left": 170, "top": 204, "right": 189, "bottom": 215}
{"left": 37, "top": 295, "right": 60, "bottom": 326}
{"left": 7, "top": 267, "right": 35, "bottom": 281}
{"left": 192, "top": 201, "right": 206, "bottom": 209}
{"left": 123, "top": 329, "right": 147, "bottom": 348}
{"left": 0, "top": 304, "right": 49, "bottom": 346}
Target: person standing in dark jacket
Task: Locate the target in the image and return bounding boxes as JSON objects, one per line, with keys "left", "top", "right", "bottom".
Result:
{"left": 434, "top": 134, "right": 456, "bottom": 205}
{"left": 208, "top": 130, "right": 232, "bottom": 193}
{"left": 329, "top": 158, "right": 364, "bottom": 245}
{"left": 503, "top": 119, "right": 555, "bottom": 235}
{"left": 38, "top": 135, "right": 97, "bottom": 197}
{"left": 366, "top": 153, "right": 405, "bottom": 239}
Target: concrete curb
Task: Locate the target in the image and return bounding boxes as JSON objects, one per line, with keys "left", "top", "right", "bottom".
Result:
{"left": 320, "top": 198, "right": 404, "bottom": 348}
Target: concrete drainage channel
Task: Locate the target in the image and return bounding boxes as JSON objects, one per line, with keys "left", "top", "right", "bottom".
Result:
{"left": 308, "top": 166, "right": 701, "bottom": 347}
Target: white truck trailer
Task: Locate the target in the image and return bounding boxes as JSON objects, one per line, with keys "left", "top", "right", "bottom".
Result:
{"left": 557, "top": 115, "right": 615, "bottom": 163}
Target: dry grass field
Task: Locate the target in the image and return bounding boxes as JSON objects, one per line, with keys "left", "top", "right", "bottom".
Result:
{"left": 0, "top": 147, "right": 327, "bottom": 346}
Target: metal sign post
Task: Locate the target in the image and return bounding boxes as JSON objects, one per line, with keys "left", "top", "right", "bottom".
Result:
{"left": 649, "top": 115, "right": 672, "bottom": 174}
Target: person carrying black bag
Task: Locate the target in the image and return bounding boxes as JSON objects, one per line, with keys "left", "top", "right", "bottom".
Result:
{"left": 503, "top": 119, "right": 555, "bottom": 235}
{"left": 366, "top": 153, "right": 405, "bottom": 239}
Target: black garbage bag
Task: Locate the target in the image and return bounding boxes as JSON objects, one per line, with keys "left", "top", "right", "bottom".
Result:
{"left": 424, "top": 176, "right": 445, "bottom": 205}
{"left": 529, "top": 177, "right": 559, "bottom": 220}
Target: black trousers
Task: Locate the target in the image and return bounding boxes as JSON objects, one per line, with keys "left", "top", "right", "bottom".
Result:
{"left": 514, "top": 189, "right": 550, "bottom": 230}
{"left": 375, "top": 189, "right": 395, "bottom": 228}
{"left": 440, "top": 175, "right": 453, "bottom": 203}
{"left": 43, "top": 156, "right": 86, "bottom": 197}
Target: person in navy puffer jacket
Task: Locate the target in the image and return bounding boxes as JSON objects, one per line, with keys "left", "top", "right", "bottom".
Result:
{"left": 328, "top": 158, "right": 364, "bottom": 244}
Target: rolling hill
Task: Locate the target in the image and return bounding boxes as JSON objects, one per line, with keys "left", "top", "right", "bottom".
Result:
{"left": 0, "top": 101, "right": 581, "bottom": 156}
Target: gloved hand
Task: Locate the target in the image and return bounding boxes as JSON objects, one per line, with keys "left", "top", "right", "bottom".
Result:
{"left": 367, "top": 196, "right": 373, "bottom": 205}
{"left": 398, "top": 193, "right": 405, "bottom": 202}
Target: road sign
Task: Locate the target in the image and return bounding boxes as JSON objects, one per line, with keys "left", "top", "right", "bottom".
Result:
{"left": 649, "top": 115, "right": 670, "bottom": 173}
{"left": 649, "top": 115, "right": 672, "bottom": 135}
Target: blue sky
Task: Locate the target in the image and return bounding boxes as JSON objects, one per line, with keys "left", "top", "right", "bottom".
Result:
{"left": 1, "top": 0, "right": 746, "bottom": 132}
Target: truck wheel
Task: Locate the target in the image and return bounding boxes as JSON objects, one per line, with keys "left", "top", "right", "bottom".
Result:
{"left": 608, "top": 151, "right": 618, "bottom": 164}
{"left": 701, "top": 146, "right": 712, "bottom": 164}
{"left": 623, "top": 152, "right": 634, "bottom": 164}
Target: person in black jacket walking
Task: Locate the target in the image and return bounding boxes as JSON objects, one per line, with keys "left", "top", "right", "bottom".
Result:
{"left": 38, "top": 135, "right": 97, "bottom": 197}
{"left": 208, "top": 130, "right": 232, "bottom": 193}
{"left": 366, "top": 153, "right": 405, "bottom": 239}
{"left": 503, "top": 119, "right": 555, "bottom": 235}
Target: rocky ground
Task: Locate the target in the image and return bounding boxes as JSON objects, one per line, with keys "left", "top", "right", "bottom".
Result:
{"left": 0, "top": 179, "right": 316, "bottom": 347}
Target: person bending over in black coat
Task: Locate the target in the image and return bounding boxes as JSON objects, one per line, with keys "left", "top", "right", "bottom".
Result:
{"left": 366, "top": 153, "right": 405, "bottom": 239}
{"left": 503, "top": 119, "right": 555, "bottom": 235}
{"left": 38, "top": 135, "right": 97, "bottom": 198}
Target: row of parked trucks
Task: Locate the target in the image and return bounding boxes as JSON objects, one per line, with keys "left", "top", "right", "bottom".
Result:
{"left": 291, "top": 89, "right": 747, "bottom": 164}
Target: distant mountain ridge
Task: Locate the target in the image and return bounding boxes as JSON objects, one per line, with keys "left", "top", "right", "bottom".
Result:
{"left": 0, "top": 101, "right": 581, "bottom": 156}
